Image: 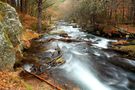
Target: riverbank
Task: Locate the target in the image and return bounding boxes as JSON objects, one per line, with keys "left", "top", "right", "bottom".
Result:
{"left": 70, "top": 22, "right": 135, "bottom": 59}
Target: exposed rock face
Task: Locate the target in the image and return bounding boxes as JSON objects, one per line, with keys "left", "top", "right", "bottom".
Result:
{"left": 0, "top": 2, "right": 23, "bottom": 70}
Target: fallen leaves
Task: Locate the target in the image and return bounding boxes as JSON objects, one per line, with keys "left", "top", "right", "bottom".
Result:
{"left": 21, "top": 29, "right": 39, "bottom": 41}
{"left": 112, "top": 40, "right": 129, "bottom": 45}
{"left": 21, "top": 29, "right": 40, "bottom": 48}
{"left": 117, "top": 25, "right": 135, "bottom": 34}
{"left": 20, "top": 14, "right": 37, "bottom": 29}
{"left": 0, "top": 71, "right": 25, "bottom": 90}
{"left": 103, "top": 25, "right": 118, "bottom": 34}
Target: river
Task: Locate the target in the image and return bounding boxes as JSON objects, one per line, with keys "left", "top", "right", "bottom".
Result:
{"left": 25, "top": 21, "right": 135, "bottom": 90}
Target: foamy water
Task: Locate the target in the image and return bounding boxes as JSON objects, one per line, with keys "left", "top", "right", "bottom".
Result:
{"left": 50, "top": 22, "right": 115, "bottom": 90}
{"left": 60, "top": 60, "right": 111, "bottom": 90}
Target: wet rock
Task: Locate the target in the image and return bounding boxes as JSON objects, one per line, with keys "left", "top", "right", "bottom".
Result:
{"left": 90, "top": 55, "right": 128, "bottom": 87}
{"left": 70, "top": 23, "right": 78, "bottom": 28}
{"left": 38, "top": 48, "right": 65, "bottom": 67}
{"left": 0, "top": 2, "right": 23, "bottom": 70}
{"left": 59, "top": 33, "right": 71, "bottom": 38}
{"left": 49, "top": 29, "right": 66, "bottom": 35}
{"left": 108, "top": 57, "right": 135, "bottom": 72}
{"left": 111, "top": 45, "right": 135, "bottom": 58}
{"left": 112, "top": 40, "right": 129, "bottom": 46}
{"left": 129, "top": 40, "right": 135, "bottom": 45}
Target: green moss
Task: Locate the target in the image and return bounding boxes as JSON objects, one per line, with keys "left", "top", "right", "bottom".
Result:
{"left": 0, "top": 11, "right": 5, "bottom": 22}
{"left": 119, "top": 45, "right": 135, "bottom": 51}
{"left": 0, "top": 1, "right": 23, "bottom": 70}
{"left": 113, "top": 45, "right": 135, "bottom": 57}
{"left": 55, "top": 57, "right": 65, "bottom": 64}
{"left": 24, "top": 82, "right": 33, "bottom": 90}
{"left": 0, "top": 11, "right": 5, "bottom": 16}
{"left": 0, "top": 1, "right": 6, "bottom": 10}
{"left": 3, "top": 31, "right": 13, "bottom": 48}
{"left": 0, "top": 14, "right": 3, "bottom": 21}
{"left": 129, "top": 40, "right": 135, "bottom": 45}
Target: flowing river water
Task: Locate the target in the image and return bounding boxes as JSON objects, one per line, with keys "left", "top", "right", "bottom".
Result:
{"left": 25, "top": 21, "right": 135, "bottom": 90}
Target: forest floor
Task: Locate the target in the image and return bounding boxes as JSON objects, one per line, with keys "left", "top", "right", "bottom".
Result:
{"left": 20, "top": 71, "right": 55, "bottom": 90}
{"left": 0, "top": 70, "right": 56, "bottom": 90}
{"left": 103, "top": 24, "right": 135, "bottom": 59}
{"left": 0, "top": 71, "right": 25, "bottom": 90}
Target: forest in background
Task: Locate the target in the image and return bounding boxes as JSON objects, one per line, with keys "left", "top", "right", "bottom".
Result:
{"left": 0, "top": 0, "right": 135, "bottom": 90}
{"left": 0, "top": 0, "right": 65, "bottom": 33}
{"left": 58, "top": 0, "right": 135, "bottom": 38}
{"left": 61, "top": 0, "right": 135, "bottom": 24}
{"left": 2, "top": 0, "right": 135, "bottom": 33}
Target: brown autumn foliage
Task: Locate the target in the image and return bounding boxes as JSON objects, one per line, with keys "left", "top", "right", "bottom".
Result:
{"left": 112, "top": 40, "right": 129, "bottom": 45}
{"left": 20, "top": 14, "right": 37, "bottom": 29}
{"left": 103, "top": 24, "right": 135, "bottom": 36}
{"left": 21, "top": 29, "right": 40, "bottom": 48}
{"left": 19, "top": 14, "right": 41, "bottom": 49}
{"left": 117, "top": 25, "right": 135, "bottom": 34}
{"left": 0, "top": 71, "right": 25, "bottom": 90}
{"left": 103, "top": 26, "right": 118, "bottom": 35}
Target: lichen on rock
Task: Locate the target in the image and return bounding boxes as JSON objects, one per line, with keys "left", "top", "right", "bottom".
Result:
{"left": 0, "top": 1, "right": 23, "bottom": 70}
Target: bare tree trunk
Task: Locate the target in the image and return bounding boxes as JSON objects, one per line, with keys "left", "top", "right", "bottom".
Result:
{"left": 131, "top": 0, "right": 135, "bottom": 24}
{"left": 6, "top": 0, "right": 10, "bottom": 4}
{"left": 20, "top": 0, "right": 23, "bottom": 12}
{"left": 122, "top": 0, "right": 125, "bottom": 24}
{"left": 115, "top": 9, "right": 117, "bottom": 23}
{"left": 24, "top": 0, "right": 27, "bottom": 14}
{"left": 38, "top": 0, "right": 42, "bottom": 33}
{"left": 10, "top": 0, "right": 16, "bottom": 8}
{"left": 109, "top": 9, "right": 112, "bottom": 20}
{"left": 17, "top": 0, "right": 20, "bottom": 12}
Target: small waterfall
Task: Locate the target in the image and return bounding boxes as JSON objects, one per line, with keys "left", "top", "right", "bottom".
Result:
{"left": 61, "top": 60, "right": 111, "bottom": 90}
{"left": 48, "top": 21, "right": 117, "bottom": 90}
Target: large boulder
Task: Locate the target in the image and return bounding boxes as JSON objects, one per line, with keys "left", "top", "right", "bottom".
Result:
{"left": 0, "top": 2, "right": 23, "bottom": 70}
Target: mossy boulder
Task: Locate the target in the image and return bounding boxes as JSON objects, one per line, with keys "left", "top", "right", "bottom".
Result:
{"left": 0, "top": 2, "right": 23, "bottom": 70}
{"left": 112, "top": 45, "right": 135, "bottom": 58}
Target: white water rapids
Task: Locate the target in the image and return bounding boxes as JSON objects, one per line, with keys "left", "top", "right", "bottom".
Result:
{"left": 49, "top": 22, "right": 117, "bottom": 90}
{"left": 24, "top": 21, "right": 135, "bottom": 90}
